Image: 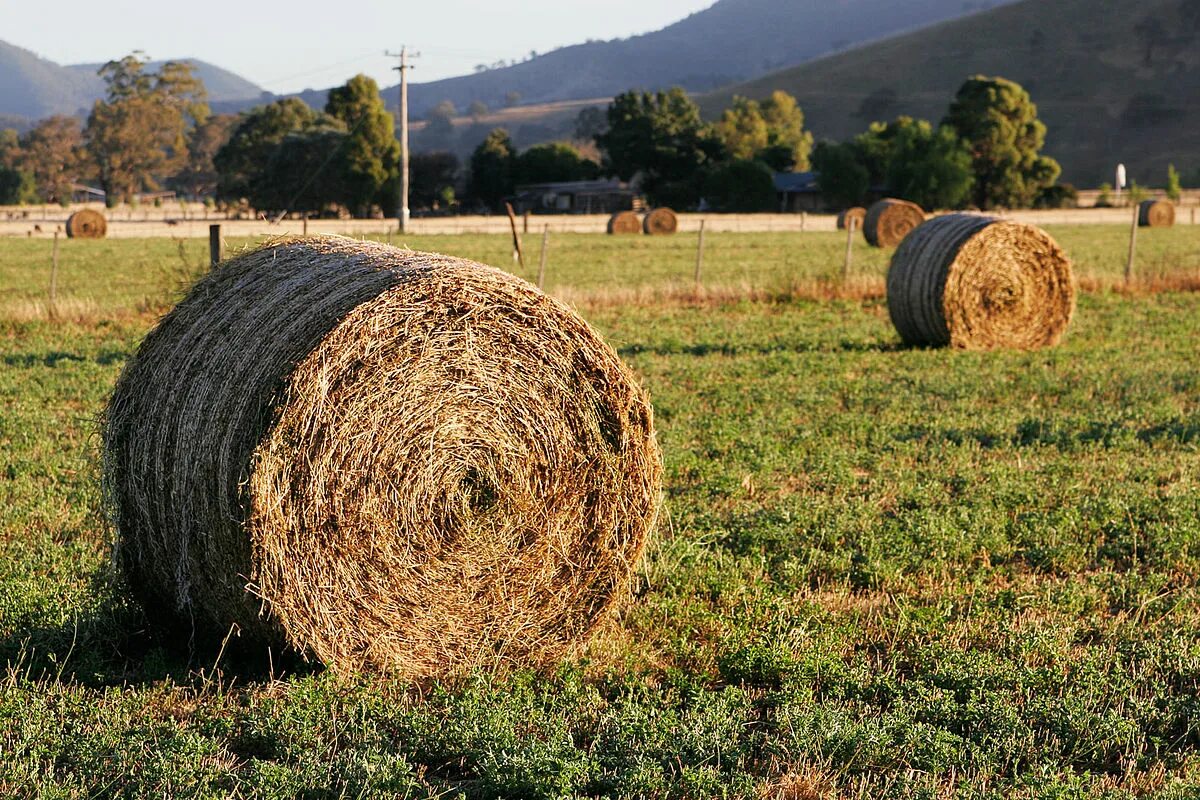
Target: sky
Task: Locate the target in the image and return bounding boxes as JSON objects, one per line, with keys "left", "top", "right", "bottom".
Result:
{"left": 8, "top": 0, "right": 717, "bottom": 93}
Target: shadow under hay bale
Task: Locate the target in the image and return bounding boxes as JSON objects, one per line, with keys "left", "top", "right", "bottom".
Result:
{"left": 886, "top": 214, "right": 1075, "bottom": 350}
{"left": 837, "top": 207, "right": 866, "bottom": 231}
{"left": 643, "top": 208, "right": 678, "bottom": 235}
{"left": 864, "top": 198, "right": 925, "bottom": 248}
{"left": 1138, "top": 199, "right": 1175, "bottom": 228}
{"left": 607, "top": 211, "right": 641, "bottom": 235}
{"left": 65, "top": 209, "right": 107, "bottom": 239}
{"left": 103, "top": 236, "right": 663, "bottom": 677}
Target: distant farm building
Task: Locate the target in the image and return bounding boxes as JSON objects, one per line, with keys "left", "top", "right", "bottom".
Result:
{"left": 774, "top": 171, "right": 823, "bottom": 213}
{"left": 509, "top": 180, "right": 642, "bottom": 215}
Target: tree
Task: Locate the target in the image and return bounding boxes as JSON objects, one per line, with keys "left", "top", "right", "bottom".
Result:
{"left": 0, "top": 128, "right": 19, "bottom": 169}
{"left": 468, "top": 101, "right": 488, "bottom": 122}
{"left": 504, "top": 91, "right": 522, "bottom": 108}
{"left": 701, "top": 159, "right": 777, "bottom": 212}
{"left": 512, "top": 142, "right": 598, "bottom": 186}
{"left": 256, "top": 118, "right": 349, "bottom": 214}
{"left": 84, "top": 54, "right": 209, "bottom": 204}
{"left": 596, "top": 87, "right": 724, "bottom": 207}
{"left": 214, "top": 98, "right": 317, "bottom": 201}
{"left": 19, "top": 116, "right": 84, "bottom": 204}
{"left": 172, "top": 113, "right": 236, "bottom": 198}
{"left": 714, "top": 92, "right": 812, "bottom": 172}
{"left": 942, "top": 76, "right": 1060, "bottom": 209}
{"left": 468, "top": 128, "right": 515, "bottom": 208}
{"left": 574, "top": 107, "right": 606, "bottom": 142}
{"left": 882, "top": 118, "right": 974, "bottom": 210}
{"left": 326, "top": 74, "right": 400, "bottom": 215}
{"left": 811, "top": 141, "right": 870, "bottom": 209}
{"left": 410, "top": 151, "right": 460, "bottom": 210}
{"left": 1166, "top": 164, "right": 1182, "bottom": 202}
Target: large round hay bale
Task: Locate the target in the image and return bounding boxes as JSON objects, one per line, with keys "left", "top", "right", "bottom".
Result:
{"left": 1138, "top": 199, "right": 1175, "bottom": 228}
{"left": 103, "top": 236, "right": 663, "bottom": 676}
{"left": 65, "top": 209, "right": 107, "bottom": 239}
{"left": 836, "top": 207, "right": 866, "bottom": 231}
{"left": 607, "top": 210, "right": 641, "bottom": 235}
{"left": 864, "top": 199, "right": 925, "bottom": 248}
{"left": 643, "top": 207, "right": 678, "bottom": 235}
{"left": 886, "top": 214, "right": 1075, "bottom": 349}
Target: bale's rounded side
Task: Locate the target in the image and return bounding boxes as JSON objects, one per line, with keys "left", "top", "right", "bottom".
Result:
{"left": 607, "top": 211, "right": 641, "bottom": 235}
{"left": 65, "top": 209, "right": 107, "bottom": 239}
{"left": 886, "top": 214, "right": 1075, "bottom": 349}
{"left": 103, "top": 236, "right": 663, "bottom": 676}
{"left": 643, "top": 208, "right": 678, "bottom": 235}
{"left": 1138, "top": 199, "right": 1175, "bottom": 228}
{"left": 864, "top": 199, "right": 925, "bottom": 248}
{"left": 837, "top": 207, "right": 866, "bottom": 231}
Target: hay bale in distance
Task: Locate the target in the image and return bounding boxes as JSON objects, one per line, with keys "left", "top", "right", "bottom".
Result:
{"left": 607, "top": 210, "right": 641, "bottom": 235}
{"left": 643, "top": 207, "right": 678, "bottom": 235}
{"left": 864, "top": 198, "right": 925, "bottom": 248}
{"left": 886, "top": 214, "right": 1075, "bottom": 349}
{"left": 837, "top": 207, "right": 866, "bottom": 231}
{"left": 103, "top": 236, "right": 663, "bottom": 676}
{"left": 1138, "top": 199, "right": 1175, "bottom": 228}
{"left": 65, "top": 209, "right": 107, "bottom": 239}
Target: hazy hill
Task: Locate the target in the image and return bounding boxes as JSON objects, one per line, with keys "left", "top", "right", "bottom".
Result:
{"left": 0, "top": 39, "right": 265, "bottom": 122}
{"left": 699, "top": 0, "right": 1200, "bottom": 186}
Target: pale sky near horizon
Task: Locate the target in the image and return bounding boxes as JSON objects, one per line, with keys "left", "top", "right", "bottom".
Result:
{"left": 8, "top": 0, "right": 717, "bottom": 93}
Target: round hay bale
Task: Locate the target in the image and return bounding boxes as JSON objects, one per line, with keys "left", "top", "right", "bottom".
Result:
{"left": 886, "top": 214, "right": 1075, "bottom": 350}
{"left": 643, "top": 207, "right": 678, "bottom": 235}
{"left": 65, "top": 209, "right": 107, "bottom": 239}
{"left": 1138, "top": 199, "right": 1175, "bottom": 228}
{"left": 863, "top": 198, "right": 925, "bottom": 248}
{"left": 103, "top": 236, "right": 663, "bottom": 676}
{"left": 836, "top": 207, "right": 866, "bottom": 231}
{"left": 607, "top": 210, "right": 641, "bottom": 235}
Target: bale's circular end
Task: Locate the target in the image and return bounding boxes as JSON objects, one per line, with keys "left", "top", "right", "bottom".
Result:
{"left": 837, "top": 207, "right": 866, "bottom": 231}
{"left": 643, "top": 207, "right": 678, "bottom": 235}
{"left": 103, "top": 237, "right": 663, "bottom": 676}
{"left": 65, "top": 209, "right": 107, "bottom": 239}
{"left": 607, "top": 210, "right": 641, "bottom": 235}
{"left": 886, "top": 214, "right": 1075, "bottom": 350}
{"left": 864, "top": 198, "right": 925, "bottom": 247}
{"left": 1138, "top": 199, "right": 1175, "bottom": 228}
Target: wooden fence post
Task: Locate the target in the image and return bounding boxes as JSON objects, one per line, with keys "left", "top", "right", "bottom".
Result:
{"left": 49, "top": 229, "right": 60, "bottom": 318}
{"left": 843, "top": 216, "right": 856, "bottom": 280}
{"left": 1125, "top": 203, "right": 1138, "bottom": 285}
{"left": 537, "top": 226, "right": 549, "bottom": 289}
{"left": 504, "top": 203, "right": 525, "bottom": 270}
{"left": 209, "top": 224, "right": 222, "bottom": 267}
{"left": 694, "top": 219, "right": 706, "bottom": 290}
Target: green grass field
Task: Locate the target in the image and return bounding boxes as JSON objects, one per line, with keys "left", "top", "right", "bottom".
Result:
{"left": 2, "top": 229, "right": 1200, "bottom": 798}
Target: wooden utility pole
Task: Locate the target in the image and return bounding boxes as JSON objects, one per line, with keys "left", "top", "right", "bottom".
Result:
{"left": 387, "top": 47, "right": 419, "bottom": 234}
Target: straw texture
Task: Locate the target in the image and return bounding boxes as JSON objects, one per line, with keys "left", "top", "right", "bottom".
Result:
{"left": 643, "top": 208, "right": 678, "bottom": 235}
{"left": 886, "top": 214, "right": 1075, "bottom": 349}
{"left": 103, "top": 236, "right": 663, "bottom": 676}
{"left": 1138, "top": 199, "right": 1175, "bottom": 228}
{"left": 837, "top": 207, "right": 866, "bottom": 231}
{"left": 864, "top": 199, "right": 925, "bottom": 247}
{"left": 607, "top": 211, "right": 641, "bottom": 235}
{"left": 65, "top": 209, "right": 107, "bottom": 239}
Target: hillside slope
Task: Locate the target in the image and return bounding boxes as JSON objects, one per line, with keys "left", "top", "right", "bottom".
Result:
{"left": 699, "top": 0, "right": 1200, "bottom": 186}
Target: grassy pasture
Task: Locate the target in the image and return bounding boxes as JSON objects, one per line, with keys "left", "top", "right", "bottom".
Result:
{"left": 2, "top": 229, "right": 1200, "bottom": 798}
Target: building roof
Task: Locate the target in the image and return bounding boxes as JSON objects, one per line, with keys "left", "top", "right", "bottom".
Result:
{"left": 773, "top": 171, "right": 820, "bottom": 194}
{"left": 513, "top": 179, "right": 631, "bottom": 194}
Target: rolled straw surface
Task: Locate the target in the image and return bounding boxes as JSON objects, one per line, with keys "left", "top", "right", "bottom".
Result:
{"left": 103, "top": 236, "right": 663, "bottom": 676}
{"left": 886, "top": 214, "right": 1075, "bottom": 349}
{"left": 1138, "top": 199, "right": 1175, "bottom": 228}
{"left": 607, "top": 210, "right": 641, "bottom": 234}
{"left": 65, "top": 209, "right": 107, "bottom": 239}
{"left": 642, "top": 207, "right": 678, "bottom": 235}
{"left": 864, "top": 198, "right": 925, "bottom": 247}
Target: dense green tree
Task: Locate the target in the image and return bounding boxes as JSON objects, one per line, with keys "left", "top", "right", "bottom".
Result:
{"left": 0, "top": 128, "right": 19, "bottom": 169}
{"left": 512, "top": 142, "right": 598, "bottom": 186}
{"left": 255, "top": 117, "right": 349, "bottom": 214}
{"left": 811, "top": 141, "right": 870, "bottom": 209}
{"left": 84, "top": 54, "right": 209, "bottom": 203}
{"left": 1166, "top": 164, "right": 1182, "bottom": 202}
{"left": 882, "top": 118, "right": 974, "bottom": 210}
{"left": 214, "top": 98, "right": 317, "bottom": 201}
{"left": 172, "top": 113, "right": 236, "bottom": 198}
{"left": 596, "top": 87, "right": 723, "bottom": 207}
{"left": 326, "top": 74, "right": 401, "bottom": 215}
{"left": 574, "top": 107, "right": 606, "bottom": 142}
{"left": 410, "top": 151, "right": 460, "bottom": 210}
{"left": 0, "top": 167, "right": 35, "bottom": 205}
{"left": 943, "top": 76, "right": 1060, "bottom": 209}
{"left": 468, "top": 128, "right": 516, "bottom": 208}
{"left": 714, "top": 92, "right": 811, "bottom": 172}
{"left": 701, "top": 158, "right": 777, "bottom": 212}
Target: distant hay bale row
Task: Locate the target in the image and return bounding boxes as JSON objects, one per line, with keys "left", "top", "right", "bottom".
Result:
{"left": 886, "top": 214, "right": 1075, "bottom": 350}
{"left": 66, "top": 209, "right": 107, "bottom": 239}
{"left": 103, "top": 236, "right": 663, "bottom": 677}
{"left": 606, "top": 208, "right": 678, "bottom": 235}
{"left": 836, "top": 207, "right": 866, "bottom": 231}
{"left": 1138, "top": 199, "right": 1175, "bottom": 228}
{"left": 865, "top": 199, "right": 926, "bottom": 248}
